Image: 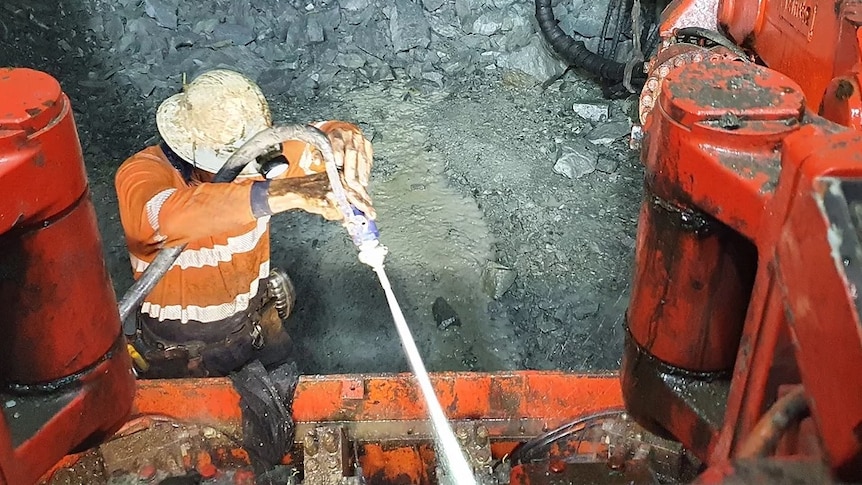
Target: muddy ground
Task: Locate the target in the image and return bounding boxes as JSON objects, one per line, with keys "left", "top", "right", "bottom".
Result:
{"left": 2, "top": 2, "right": 643, "bottom": 375}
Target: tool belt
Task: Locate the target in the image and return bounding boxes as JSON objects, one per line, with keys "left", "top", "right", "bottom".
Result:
{"left": 128, "top": 269, "right": 296, "bottom": 378}
{"left": 136, "top": 290, "right": 269, "bottom": 378}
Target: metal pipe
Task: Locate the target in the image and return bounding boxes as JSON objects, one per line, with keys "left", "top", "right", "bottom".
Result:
{"left": 118, "top": 124, "right": 332, "bottom": 325}
{"left": 736, "top": 386, "right": 809, "bottom": 459}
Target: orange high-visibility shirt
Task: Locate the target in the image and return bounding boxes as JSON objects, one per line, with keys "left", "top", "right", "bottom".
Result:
{"left": 115, "top": 121, "right": 352, "bottom": 331}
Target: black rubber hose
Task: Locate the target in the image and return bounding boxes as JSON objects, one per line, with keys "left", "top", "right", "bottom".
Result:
{"left": 535, "top": 0, "right": 645, "bottom": 84}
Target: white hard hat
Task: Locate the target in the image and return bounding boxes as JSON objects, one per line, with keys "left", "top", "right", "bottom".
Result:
{"left": 156, "top": 69, "right": 271, "bottom": 177}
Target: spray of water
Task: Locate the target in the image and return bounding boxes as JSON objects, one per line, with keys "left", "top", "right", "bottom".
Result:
{"left": 315, "top": 123, "right": 476, "bottom": 482}
{"left": 371, "top": 263, "right": 477, "bottom": 484}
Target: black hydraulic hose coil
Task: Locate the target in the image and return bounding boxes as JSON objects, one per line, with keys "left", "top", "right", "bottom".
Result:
{"left": 535, "top": 0, "right": 645, "bottom": 84}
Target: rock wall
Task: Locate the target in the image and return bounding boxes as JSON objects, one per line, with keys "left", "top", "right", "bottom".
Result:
{"left": 79, "top": 0, "right": 616, "bottom": 103}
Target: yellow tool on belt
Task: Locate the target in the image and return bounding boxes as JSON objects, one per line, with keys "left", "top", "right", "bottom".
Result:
{"left": 126, "top": 343, "right": 149, "bottom": 373}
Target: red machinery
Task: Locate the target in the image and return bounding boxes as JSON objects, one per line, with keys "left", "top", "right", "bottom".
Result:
{"left": 0, "top": 68, "right": 136, "bottom": 485}
{"left": 623, "top": 0, "right": 862, "bottom": 479}
{"left": 8, "top": 0, "right": 862, "bottom": 479}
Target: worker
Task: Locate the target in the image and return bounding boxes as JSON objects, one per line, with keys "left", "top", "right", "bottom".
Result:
{"left": 115, "top": 68, "right": 375, "bottom": 378}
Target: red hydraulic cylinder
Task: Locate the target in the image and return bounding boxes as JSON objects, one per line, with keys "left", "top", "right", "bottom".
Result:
{"left": 0, "top": 67, "right": 135, "bottom": 485}
{"left": 626, "top": 190, "right": 757, "bottom": 373}
{"left": 0, "top": 68, "right": 125, "bottom": 383}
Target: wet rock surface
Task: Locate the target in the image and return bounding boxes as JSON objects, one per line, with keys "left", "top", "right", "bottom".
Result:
{"left": 1, "top": 0, "right": 642, "bottom": 373}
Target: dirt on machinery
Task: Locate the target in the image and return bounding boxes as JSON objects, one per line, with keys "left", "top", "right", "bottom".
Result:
{"left": 2, "top": 2, "right": 644, "bottom": 375}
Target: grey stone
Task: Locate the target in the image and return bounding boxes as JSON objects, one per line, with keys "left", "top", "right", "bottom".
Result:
{"left": 572, "top": 0, "right": 609, "bottom": 37}
{"left": 572, "top": 299, "right": 600, "bottom": 320}
{"left": 501, "top": 4, "right": 533, "bottom": 51}
{"left": 315, "top": 6, "right": 342, "bottom": 34}
{"left": 125, "top": 69, "right": 157, "bottom": 97}
{"left": 307, "top": 16, "right": 325, "bottom": 43}
{"left": 553, "top": 137, "right": 599, "bottom": 179}
{"left": 427, "top": 13, "right": 461, "bottom": 38}
{"left": 284, "top": 18, "right": 309, "bottom": 48}
{"left": 317, "top": 48, "right": 339, "bottom": 66}
{"left": 460, "top": 33, "right": 492, "bottom": 50}
{"left": 87, "top": 13, "right": 105, "bottom": 34}
{"left": 317, "top": 64, "right": 341, "bottom": 86}
{"left": 213, "top": 23, "right": 256, "bottom": 46}
{"left": 260, "top": 43, "right": 292, "bottom": 62}
{"left": 354, "top": 19, "right": 392, "bottom": 56}
{"left": 338, "top": 0, "right": 370, "bottom": 11}
{"left": 144, "top": 0, "right": 178, "bottom": 30}
{"left": 336, "top": 52, "right": 366, "bottom": 69}
{"left": 342, "top": 5, "right": 376, "bottom": 25}
{"left": 572, "top": 101, "right": 610, "bottom": 122}
{"left": 193, "top": 18, "right": 219, "bottom": 35}
{"left": 257, "top": 68, "right": 294, "bottom": 94}
{"left": 388, "top": 0, "right": 431, "bottom": 52}
{"left": 370, "top": 62, "right": 395, "bottom": 81}
{"left": 537, "top": 317, "right": 559, "bottom": 333}
{"left": 433, "top": 297, "right": 461, "bottom": 330}
{"left": 471, "top": 10, "right": 504, "bottom": 35}
{"left": 496, "top": 38, "right": 565, "bottom": 83}
{"left": 422, "top": 70, "right": 444, "bottom": 87}
{"left": 481, "top": 262, "right": 517, "bottom": 300}
{"left": 105, "top": 16, "right": 125, "bottom": 40}
{"left": 455, "top": 0, "right": 485, "bottom": 27}
{"left": 422, "top": 0, "right": 446, "bottom": 11}
{"left": 585, "top": 121, "right": 631, "bottom": 146}
{"left": 595, "top": 156, "right": 620, "bottom": 173}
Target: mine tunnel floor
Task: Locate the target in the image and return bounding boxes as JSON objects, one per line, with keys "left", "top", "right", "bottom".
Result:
{"left": 3, "top": 1, "right": 643, "bottom": 375}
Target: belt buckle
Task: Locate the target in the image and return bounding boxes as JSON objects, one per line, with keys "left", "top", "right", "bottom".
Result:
{"left": 250, "top": 322, "right": 265, "bottom": 350}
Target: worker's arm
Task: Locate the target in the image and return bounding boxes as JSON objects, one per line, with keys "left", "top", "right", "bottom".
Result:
{"left": 115, "top": 153, "right": 261, "bottom": 252}
{"left": 118, "top": 154, "right": 345, "bottom": 253}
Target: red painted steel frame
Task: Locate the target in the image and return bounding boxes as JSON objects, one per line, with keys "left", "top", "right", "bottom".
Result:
{"left": 132, "top": 371, "right": 623, "bottom": 430}
{"left": 628, "top": 52, "right": 862, "bottom": 481}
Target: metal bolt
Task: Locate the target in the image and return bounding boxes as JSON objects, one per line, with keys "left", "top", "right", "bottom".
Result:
{"left": 304, "top": 433, "right": 319, "bottom": 453}
{"left": 321, "top": 429, "right": 338, "bottom": 453}
{"left": 456, "top": 426, "right": 469, "bottom": 442}
{"left": 327, "top": 455, "right": 340, "bottom": 470}
{"left": 306, "top": 459, "right": 319, "bottom": 472}
{"left": 475, "top": 425, "right": 489, "bottom": 442}
{"left": 475, "top": 448, "right": 492, "bottom": 464}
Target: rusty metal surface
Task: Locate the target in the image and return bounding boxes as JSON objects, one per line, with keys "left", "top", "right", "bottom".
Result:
{"left": 132, "top": 371, "right": 623, "bottom": 431}
{"left": 692, "top": 457, "right": 835, "bottom": 484}
{"left": 302, "top": 426, "right": 352, "bottom": 484}
{"left": 621, "top": 333, "right": 728, "bottom": 462}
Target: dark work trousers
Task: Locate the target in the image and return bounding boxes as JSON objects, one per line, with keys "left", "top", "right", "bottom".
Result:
{"left": 137, "top": 299, "right": 293, "bottom": 379}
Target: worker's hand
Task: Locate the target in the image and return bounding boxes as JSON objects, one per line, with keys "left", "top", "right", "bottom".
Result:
{"left": 325, "top": 125, "right": 375, "bottom": 219}
{"left": 266, "top": 173, "right": 344, "bottom": 221}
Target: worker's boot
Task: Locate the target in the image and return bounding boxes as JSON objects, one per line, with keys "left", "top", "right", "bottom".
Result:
{"left": 266, "top": 267, "right": 296, "bottom": 324}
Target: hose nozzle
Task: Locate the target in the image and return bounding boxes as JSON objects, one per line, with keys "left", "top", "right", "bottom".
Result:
{"left": 348, "top": 206, "right": 388, "bottom": 268}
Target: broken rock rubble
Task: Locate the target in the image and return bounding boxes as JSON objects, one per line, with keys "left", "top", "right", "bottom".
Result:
{"left": 81, "top": 0, "right": 618, "bottom": 105}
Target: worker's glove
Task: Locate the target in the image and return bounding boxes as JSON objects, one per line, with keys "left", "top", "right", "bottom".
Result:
{"left": 324, "top": 125, "right": 375, "bottom": 219}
